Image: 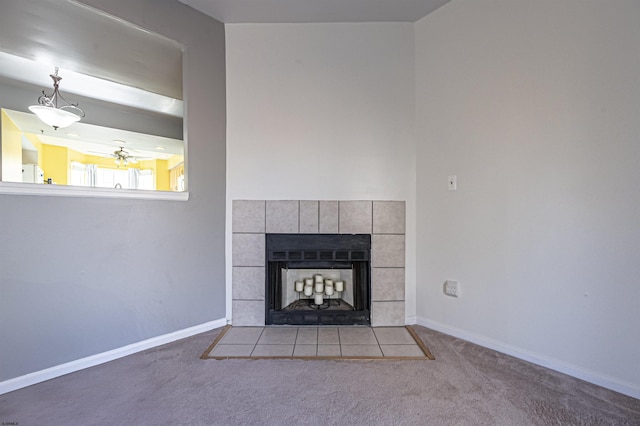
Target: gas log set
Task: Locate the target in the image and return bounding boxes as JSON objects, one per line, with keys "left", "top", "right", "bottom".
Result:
{"left": 295, "top": 274, "right": 345, "bottom": 307}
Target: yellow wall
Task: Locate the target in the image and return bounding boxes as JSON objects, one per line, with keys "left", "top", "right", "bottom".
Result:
{"left": 41, "top": 144, "right": 70, "bottom": 185}
{"left": 139, "top": 159, "right": 170, "bottom": 191}
{"left": 1, "top": 109, "right": 23, "bottom": 182}
{"left": 167, "top": 155, "right": 184, "bottom": 170}
{"left": 1, "top": 121, "right": 173, "bottom": 190}
{"left": 2, "top": 106, "right": 175, "bottom": 189}
{"left": 155, "top": 160, "right": 170, "bottom": 191}
{"left": 68, "top": 147, "right": 85, "bottom": 164}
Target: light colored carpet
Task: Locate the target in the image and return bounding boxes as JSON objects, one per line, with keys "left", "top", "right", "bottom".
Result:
{"left": 1, "top": 325, "right": 638, "bottom": 425}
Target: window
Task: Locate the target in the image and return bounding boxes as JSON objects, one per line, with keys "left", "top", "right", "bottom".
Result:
{"left": 68, "top": 161, "right": 155, "bottom": 191}
{"left": 69, "top": 162, "right": 87, "bottom": 187}
{"left": 0, "top": 0, "right": 186, "bottom": 200}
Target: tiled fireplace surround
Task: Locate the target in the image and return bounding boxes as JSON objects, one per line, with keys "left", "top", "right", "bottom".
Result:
{"left": 232, "top": 200, "right": 405, "bottom": 327}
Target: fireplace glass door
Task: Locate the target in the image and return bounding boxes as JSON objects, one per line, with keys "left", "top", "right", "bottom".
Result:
{"left": 265, "top": 234, "right": 371, "bottom": 326}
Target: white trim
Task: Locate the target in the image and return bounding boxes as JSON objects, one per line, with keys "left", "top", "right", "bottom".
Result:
{"left": 405, "top": 315, "right": 417, "bottom": 325}
{"left": 0, "top": 182, "right": 189, "bottom": 201}
{"left": 0, "top": 318, "right": 226, "bottom": 395}
{"left": 415, "top": 316, "right": 640, "bottom": 400}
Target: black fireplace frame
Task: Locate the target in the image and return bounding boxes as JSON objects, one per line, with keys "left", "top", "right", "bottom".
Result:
{"left": 265, "top": 233, "right": 371, "bottom": 326}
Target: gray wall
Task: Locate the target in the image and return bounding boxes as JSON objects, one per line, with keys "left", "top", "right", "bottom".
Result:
{"left": 0, "top": 0, "right": 226, "bottom": 382}
{"left": 415, "top": 0, "right": 640, "bottom": 395}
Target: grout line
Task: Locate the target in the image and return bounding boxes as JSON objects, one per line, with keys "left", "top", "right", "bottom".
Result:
{"left": 372, "top": 327, "right": 384, "bottom": 357}
{"left": 232, "top": 231, "right": 268, "bottom": 235}
{"left": 371, "top": 200, "right": 374, "bottom": 235}
{"left": 249, "top": 327, "right": 266, "bottom": 357}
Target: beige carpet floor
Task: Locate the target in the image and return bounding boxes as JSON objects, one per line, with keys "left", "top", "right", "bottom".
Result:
{"left": 1, "top": 325, "right": 639, "bottom": 425}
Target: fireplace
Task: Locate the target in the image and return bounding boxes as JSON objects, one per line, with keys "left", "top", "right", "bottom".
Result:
{"left": 232, "top": 200, "right": 406, "bottom": 327}
{"left": 266, "top": 233, "right": 371, "bottom": 325}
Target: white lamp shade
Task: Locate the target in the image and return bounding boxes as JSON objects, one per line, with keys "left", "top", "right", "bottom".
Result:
{"left": 29, "top": 105, "right": 81, "bottom": 129}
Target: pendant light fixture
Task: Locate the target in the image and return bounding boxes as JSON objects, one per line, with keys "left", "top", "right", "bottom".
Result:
{"left": 29, "top": 67, "right": 85, "bottom": 130}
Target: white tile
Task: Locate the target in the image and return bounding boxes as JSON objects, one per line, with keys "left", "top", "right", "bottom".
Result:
{"left": 299, "top": 201, "right": 319, "bottom": 233}
{"left": 220, "top": 327, "right": 263, "bottom": 345}
{"left": 319, "top": 201, "right": 338, "bottom": 233}
{"left": 340, "top": 345, "right": 383, "bottom": 357}
{"left": 380, "top": 345, "right": 426, "bottom": 358}
{"left": 371, "top": 301, "right": 405, "bottom": 327}
{"left": 232, "top": 233, "right": 265, "bottom": 267}
{"left": 373, "top": 201, "right": 405, "bottom": 234}
{"left": 373, "top": 327, "right": 415, "bottom": 345}
{"left": 233, "top": 200, "right": 265, "bottom": 233}
{"left": 210, "top": 345, "right": 255, "bottom": 357}
{"left": 372, "top": 268, "right": 405, "bottom": 301}
{"left": 318, "top": 328, "right": 339, "bottom": 344}
{"left": 339, "top": 201, "right": 372, "bottom": 234}
{"left": 266, "top": 200, "right": 299, "bottom": 233}
{"left": 296, "top": 328, "right": 318, "bottom": 344}
{"left": 317, "top": 345, "right": 341, "bottom": 357}
{"left": 293, "top": 344, "right": 317, "bottom": 357}
{"left": 251, "top": 345, "right": 294, "bottom": 357}
{"left": 232, "top": 300, "right": 265, "bottom": 326}
{"left": 258, "top": 328, "right": 298, "bottom": 344}
{"left": 371, "top": 235, "right": 405, "bottom": 267}
{"left": 338, "top": 327, "right": 377, "bottom": 345}
{"left": 232, "top": 267, "right": 265, "bottom": 300}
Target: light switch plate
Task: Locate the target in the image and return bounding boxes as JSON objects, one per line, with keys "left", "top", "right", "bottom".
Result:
{"left": 448, "top": 175, "right": 457, "bottom": 191}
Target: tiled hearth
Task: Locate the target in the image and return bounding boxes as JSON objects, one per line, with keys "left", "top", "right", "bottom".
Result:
{"left": 232, "top": 200, "right": 406, "bottom": 326}
{"left": 203, "top": 326, "right": 431, "bottom": 359}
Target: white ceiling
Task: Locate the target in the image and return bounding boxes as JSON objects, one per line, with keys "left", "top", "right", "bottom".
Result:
{"left": 5, "top": 109, "right": 183, "bottom": 159}
{"left": 178, "top": 0, "right": 453, "bottom": 23}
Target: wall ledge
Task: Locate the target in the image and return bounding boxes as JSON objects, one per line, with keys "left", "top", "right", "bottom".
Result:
{"left": 0, "top": 318, "right": 226, "bottom": 395}
{"left": 0, "top": 182, "right": 189, "bottom": 201}
{"left": 415, "top": 317, "right": 640, "bottom": 400}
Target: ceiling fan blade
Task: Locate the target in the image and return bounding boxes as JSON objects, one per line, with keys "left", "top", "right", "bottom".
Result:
{"left": 87, "top": 150, "right": 114, "bottom": 158}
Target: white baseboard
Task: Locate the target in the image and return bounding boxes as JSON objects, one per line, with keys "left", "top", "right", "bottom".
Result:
{"left": 0, "top": 318, "right": 227, "bottom": 396}
{"left": 415, "top": 316, "right": 640, "bottom": 400}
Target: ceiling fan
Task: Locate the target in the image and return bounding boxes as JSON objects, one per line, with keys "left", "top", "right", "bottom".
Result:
{"left": 107, "top": 146, "right": 152, "bottom": 166}
{"left": 86, "top": 144, "right": 154, "bottom": 166}
{"left": 112, "top": 146, "right": 136, "bottom": 166}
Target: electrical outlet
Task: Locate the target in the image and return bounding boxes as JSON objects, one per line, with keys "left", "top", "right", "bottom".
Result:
{"left": 444, "top": 280, "right": 459, "bottom": 297}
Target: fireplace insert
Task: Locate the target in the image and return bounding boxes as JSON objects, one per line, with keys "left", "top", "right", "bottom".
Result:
{"left": 265, "top": 233, "right": 371, "bottom": 326}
